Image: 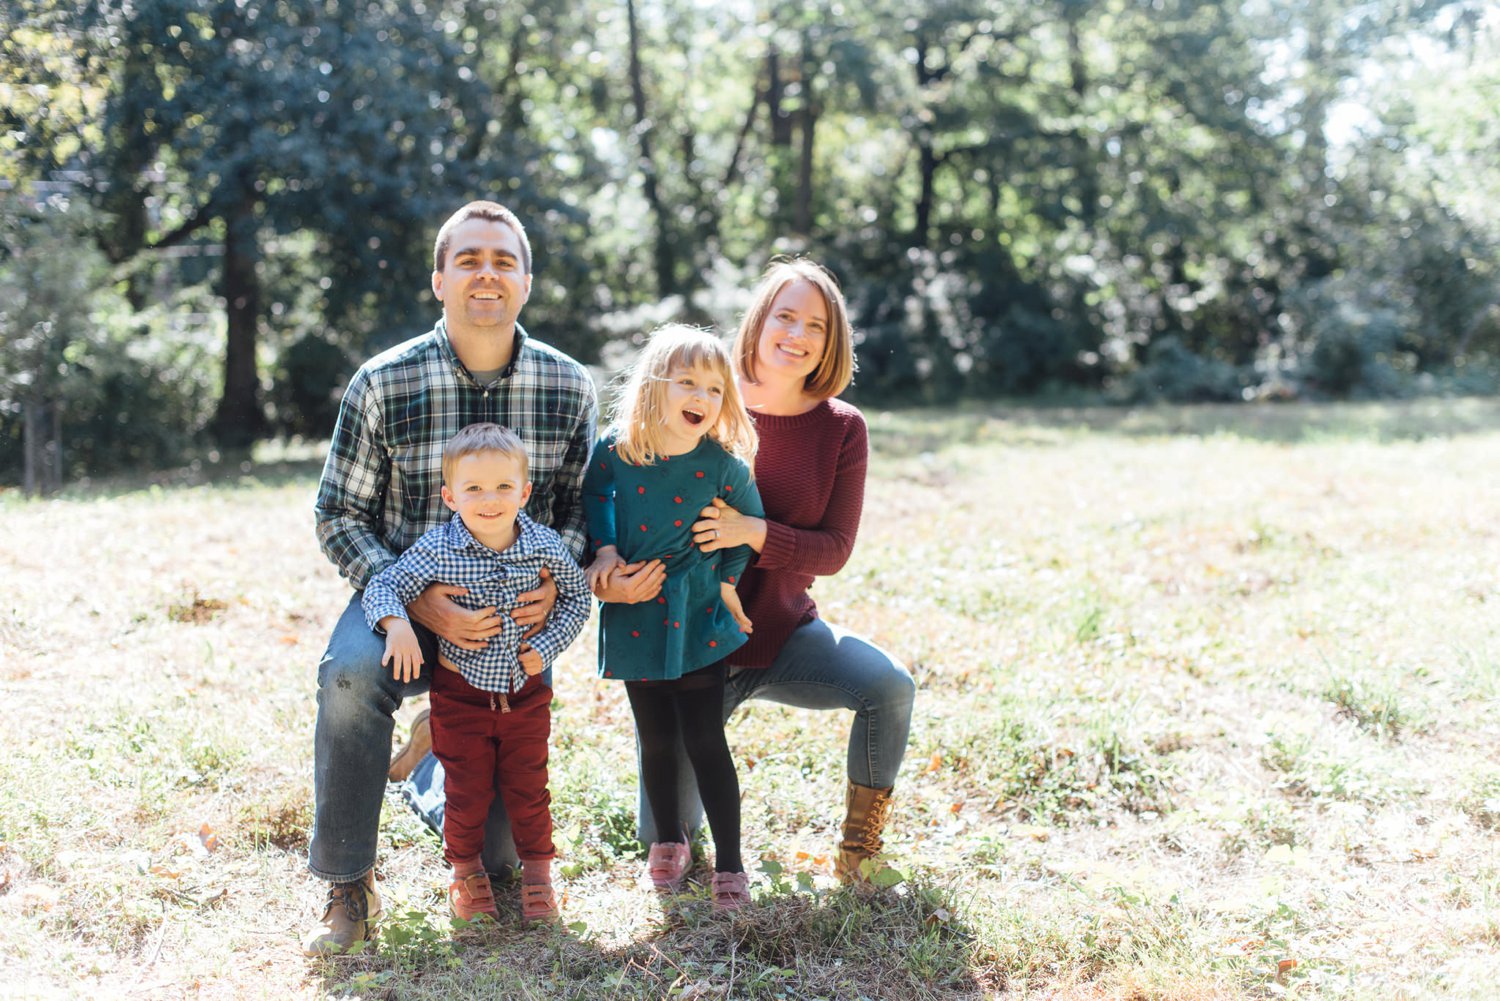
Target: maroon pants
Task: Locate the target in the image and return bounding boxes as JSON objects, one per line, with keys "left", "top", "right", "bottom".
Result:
{"left": 430, "top": 666, "right": 555, "bottom": 866}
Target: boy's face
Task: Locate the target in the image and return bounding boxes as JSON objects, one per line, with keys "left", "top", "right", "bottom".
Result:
{"left": 441, "top": 450, "right": 532, "bottom": 549}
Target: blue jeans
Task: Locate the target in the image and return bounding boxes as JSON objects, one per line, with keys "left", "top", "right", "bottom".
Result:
{"left": 309, "top": 592, "right": 540, "bottom": 881}
{"left": 635, "top": 617, "right": 915, "bottom": 844}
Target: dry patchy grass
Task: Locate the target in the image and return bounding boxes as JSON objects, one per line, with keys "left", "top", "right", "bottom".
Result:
{"left": 2, "top": 400, "right": 1499, "bottom": 999}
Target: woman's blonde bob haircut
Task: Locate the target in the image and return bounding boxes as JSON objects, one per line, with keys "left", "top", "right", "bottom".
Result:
{"left": 611, "top": 324, "right": 758, "bottom": 469}
{"left": 733, "top": 259, "right": 856, "bottom": 400}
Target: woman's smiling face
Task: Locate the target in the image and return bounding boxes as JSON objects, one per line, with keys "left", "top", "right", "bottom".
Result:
{"left": 755, "top": 279, "right": 829, "bottom": 386}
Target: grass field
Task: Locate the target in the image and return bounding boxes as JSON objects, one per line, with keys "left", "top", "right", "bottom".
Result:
{"left": 3, "top": 399, "right": 1499, "bottom": 1000}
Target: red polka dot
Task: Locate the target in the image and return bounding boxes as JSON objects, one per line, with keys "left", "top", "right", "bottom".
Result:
{"left": 599, "top": 462, "right": 606, "bottom": 469}
{"left": 695, "top": 471, "right": 704, "bottom": 478}
{"left": 726, "top": 485, "right": 733, "bottom": 492}
{"left": 637, "top": 486, "right": 646, "bottom": 494}
{"left": 640, "top": 524, "right": 647, "bottom": 531}
{"left": 674, "top": 519, "right": 682, "bottom": 527}
{"left": 673, "top": 621, "right": 680, "bottom": 629}
{"left": 605, "top": 671, "right": 613, "bottom": 677}
{"left": 631, "top": 630, "right": 640, "bottom": 638}
{"left": 657, "top": 597, "right": 666, "bottom": 604}
{"left": 663, "top": 619, "right": 669, "bottom": 626}
{"left": 674, "top": 496, "right": 683, "bottom": 504}
{"left": 728, "top": 575, "right": 736, "bottom": 584}
{"left": 597, "top": 495, "right": 606, "bottom": 501}
{"left": 709, "top": 640, "right": 718, "bottom": 648}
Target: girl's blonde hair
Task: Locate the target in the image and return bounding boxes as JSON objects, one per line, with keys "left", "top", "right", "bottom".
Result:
{"left": 733, "top": 259, "right": 856, "bottom": 399}
{"left": 611, "top": 324, "right": 758, "bottom": 469}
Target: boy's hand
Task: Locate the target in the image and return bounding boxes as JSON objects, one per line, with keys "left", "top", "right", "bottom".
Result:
{"left": 585, "top": 547, "right": 624, "bottom": 594}
{"left": 513, "top": 567, "right": 557, "bottom": 640}
{"left": 518, "top": 643, "right": 544, "bottom": 676}
{"left": 380, "top": 617, "right": 425, "bottom": 682}
{"left": 720, "top": 582, "right": 752, "bottom": 634}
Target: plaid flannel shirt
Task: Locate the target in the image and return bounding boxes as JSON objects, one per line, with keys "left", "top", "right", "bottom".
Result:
{"left": 315, "top": 320, "right": 597, "bottom": 589}
{"left": 362, "top": 512, "right": 591, "bottom": 692}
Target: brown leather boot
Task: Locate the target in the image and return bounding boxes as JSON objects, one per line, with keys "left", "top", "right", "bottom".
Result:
{"left": 387, "top": 707, "right": 432, "bottom": 782}
{"left": 302, "top": 871, "right": 382, "bottom": 956}
{"left": 835, "top": 781, "right": 895, "bottom": 885}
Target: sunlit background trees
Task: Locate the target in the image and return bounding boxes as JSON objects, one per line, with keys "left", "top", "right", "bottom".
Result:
{"left": 3, "top": 0, "right": 1497, "bottom": 490}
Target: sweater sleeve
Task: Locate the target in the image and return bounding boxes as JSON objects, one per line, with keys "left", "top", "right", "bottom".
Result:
{"left": 753, "top": 411, "right": 867, "bottom": 576}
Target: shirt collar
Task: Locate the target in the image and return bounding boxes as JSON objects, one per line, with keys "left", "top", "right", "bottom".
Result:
{"left": 434, "top": 318, "right": 528, "bottom": 387}
{"left": 444, "top": 510, "right": 535, "bottom": 554}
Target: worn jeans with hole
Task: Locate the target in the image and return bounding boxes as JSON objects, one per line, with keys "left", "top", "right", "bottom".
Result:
{"left": 308, "top": 592, "right": 536, "bottom": 881}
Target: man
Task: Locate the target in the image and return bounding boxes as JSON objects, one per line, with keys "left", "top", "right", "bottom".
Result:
{"left": 302, "top": 200, "right": 601, "bottom": 955}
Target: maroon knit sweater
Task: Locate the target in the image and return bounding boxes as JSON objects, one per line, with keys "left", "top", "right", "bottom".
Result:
{"left": 734, "top": 397, "right": 868, "bottom": 668}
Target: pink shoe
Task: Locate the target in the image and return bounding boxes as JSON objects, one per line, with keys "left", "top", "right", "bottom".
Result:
{"left": 710, "top": 870, "right": 750, "bottom": 911}
{"left": 645, "top": 841, "right": 691, "bottom": 892}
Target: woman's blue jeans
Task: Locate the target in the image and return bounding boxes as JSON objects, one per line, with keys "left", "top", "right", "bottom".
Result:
{"left": 635, "top": 617, "right": 915, "bottom": 843}
{"left": 308, "top": 592, "right": 533, "bottom": 881}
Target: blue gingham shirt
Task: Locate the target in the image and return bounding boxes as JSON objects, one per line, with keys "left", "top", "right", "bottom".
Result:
{"left": 361, "top": 512, "right": 592, "bottom": 693}
{"left": 315, "top": 320, "right": 597, "bottom": 589}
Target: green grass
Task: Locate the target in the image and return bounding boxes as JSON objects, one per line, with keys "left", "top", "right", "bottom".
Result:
{"left": 3, "top": 398, "right": 1500, "bottom": 998}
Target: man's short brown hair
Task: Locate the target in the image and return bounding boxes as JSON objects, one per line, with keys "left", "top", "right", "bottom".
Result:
{"left": 433, "top": 200, "right": 532, "bottom": 273}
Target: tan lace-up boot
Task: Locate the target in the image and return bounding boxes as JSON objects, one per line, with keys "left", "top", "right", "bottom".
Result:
{"left": 302, "top": 871, "right": 382, "bottom": 956}
{"left": 835, "top": 781, "right": 895, "bottom": 885}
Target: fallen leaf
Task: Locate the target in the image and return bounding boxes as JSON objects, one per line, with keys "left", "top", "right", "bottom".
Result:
{"left": 925, "top": 907, "right": 952, "bottom": 927}
{"left": 924, "top": 751, "right": 943, "bottom": 774}
{"left": 198, "top": 823, "right": 220, "bottom": 853}
{"left": 949, "top": 801, "right": 964, "bottom": 815}
{"left": 150, "top": 865, "right": 183, "bottom": 879}
{"left": 1277, "top": 958, "right": 1298, "bottom": 975}
{"left": 279, "top": 635, "right": 299, "bottom": 645}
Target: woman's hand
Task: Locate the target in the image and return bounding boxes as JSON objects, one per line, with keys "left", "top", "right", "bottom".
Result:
{"left": 692, "top": 497, "right": 767, "bottom": 554}
{"left": 591, "top": 557, "right": 666, "bottom": 604}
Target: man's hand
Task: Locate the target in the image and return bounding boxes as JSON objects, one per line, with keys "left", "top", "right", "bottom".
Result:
{"left": 720, "top": 582, "right": 752, "bottom": 634}
{"left": 380, "top": 617, "right": 425, "bottom": 682}
{"left": 513, "top": 566, "right": 558, "bottom": 640}
{"left": 519, "top": 643, "right": 544, "bottom": 676}
{"left": 407, "top": 583, "right": 503, "bottom": 651}
{"left": 592, "top": 558, "right": 666, "bottom": 604}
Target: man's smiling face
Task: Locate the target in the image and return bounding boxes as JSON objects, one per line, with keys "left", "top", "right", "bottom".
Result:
{"left": 431, "top": 217, "right": 532, "bottom": 339}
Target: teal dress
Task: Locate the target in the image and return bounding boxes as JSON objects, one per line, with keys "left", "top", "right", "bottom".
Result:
{"left": 582, "top": 432, "right": 763, "bottom": 681}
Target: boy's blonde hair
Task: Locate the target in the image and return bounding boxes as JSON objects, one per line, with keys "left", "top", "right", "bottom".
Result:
{"left": 611, "top": 325, "right": 757, "bottom": 469}
{"left": 733, "top": 259, "right": 856, "bottom": 399}
{"left": 442, "top": 422, "right": 530, "bottom": 484}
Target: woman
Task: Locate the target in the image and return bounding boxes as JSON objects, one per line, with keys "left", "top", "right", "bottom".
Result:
{"left": 628, "top": 259, "right": 916, "bottom": 882}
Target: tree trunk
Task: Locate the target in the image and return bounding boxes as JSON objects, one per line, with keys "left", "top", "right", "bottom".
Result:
{"left": 625, "top": 0, "right": 677, "bottom": 298}
{"left": 212, "top": 194, "right": 266, "bottom": 447}
{"left": 795, "top": 37, "right": 817, "bottom": 236}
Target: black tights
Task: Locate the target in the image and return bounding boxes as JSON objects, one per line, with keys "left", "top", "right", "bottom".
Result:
{"left": 625, "top": 662, "right": 742, "bottom": 874}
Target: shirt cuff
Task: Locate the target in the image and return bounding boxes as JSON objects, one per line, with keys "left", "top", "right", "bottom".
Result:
{"left": 755, "top": 522, "right": 796, "bottom": 571}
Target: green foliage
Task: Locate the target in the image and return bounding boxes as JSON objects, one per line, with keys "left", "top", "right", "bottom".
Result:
{"left": 6, "top": 0, "right": 1500, "bottom": 470}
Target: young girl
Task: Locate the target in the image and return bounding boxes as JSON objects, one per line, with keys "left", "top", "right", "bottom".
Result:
{"left": 583, "top": 324, "right": 763, "bottom": 910}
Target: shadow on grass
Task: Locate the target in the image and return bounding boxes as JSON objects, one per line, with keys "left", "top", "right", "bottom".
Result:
{"left": 867, "top": 397, "right": 1500, "bottom": 458}
{"left": 314, "top": 881, "right": 997, "bottom": 1000}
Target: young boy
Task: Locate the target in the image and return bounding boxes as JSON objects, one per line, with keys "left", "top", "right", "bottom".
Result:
{"left": 361, "top": 422, "right": 591, "bottom": 924}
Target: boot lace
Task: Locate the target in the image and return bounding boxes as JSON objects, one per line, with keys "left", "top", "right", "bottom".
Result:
{"left": 325, "top": 880, "right": 370, "bottom": 924}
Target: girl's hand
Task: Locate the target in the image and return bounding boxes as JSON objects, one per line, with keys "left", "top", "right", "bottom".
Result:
{"left": 719, "top": 582, "right": 752, "bottom": 634}
{"left": 585, "top": 547, "right": 624, "bottom": 593}
{"left": 693, "top": 497, "right": 768, "bottom": 554}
